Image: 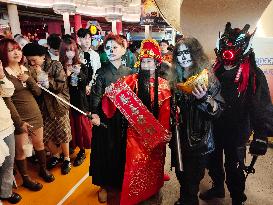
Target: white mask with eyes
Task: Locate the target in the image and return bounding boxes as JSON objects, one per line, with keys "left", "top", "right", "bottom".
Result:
{"left": 177, "top": 44, "right": 193, "bottom": 68}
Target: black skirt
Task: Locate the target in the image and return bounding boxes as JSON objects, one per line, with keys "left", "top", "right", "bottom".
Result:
{"left": 89, "top": 110, "right": 127, "bottom": 189}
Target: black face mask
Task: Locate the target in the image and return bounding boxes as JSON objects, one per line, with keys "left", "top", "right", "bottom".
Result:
{"left": 138, "top": 69, "right": 151, "bottom": 111}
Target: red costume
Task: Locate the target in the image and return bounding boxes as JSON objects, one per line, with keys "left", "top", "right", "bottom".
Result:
{"left": 121, "top": 74, "right": 170, "bottom": 205}
{"left": 103, "top": 73, "right": 171, "bottom": 205}
{"left": 100, "top": 38, "right": 171, "bottom": 204}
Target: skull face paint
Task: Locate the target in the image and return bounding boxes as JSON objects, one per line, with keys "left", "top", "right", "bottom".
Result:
{"left": 177, "top": 44, "right": 193, "bottom": 68}
{"left": 104, "top": 40, "right": 125, "bottom": 62}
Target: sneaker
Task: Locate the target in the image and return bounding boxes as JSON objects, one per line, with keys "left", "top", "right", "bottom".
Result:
{"left": 47, "top": 156, "right": 61, "bottom": 170}
{"left": 61, "top": 160, "right": 71, "bottom": 175}
{"left": 199, "top": 185, "right": 225, "bottom": 200}
{"left": 73, "top": 152, "right": 86, "bottom": 167}
{"left": 0, "top": 192, "right": 22, "bottom": 204}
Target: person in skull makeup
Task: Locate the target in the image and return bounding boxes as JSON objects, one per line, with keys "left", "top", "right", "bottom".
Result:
{"left": 77, "top": 28, "right": 101, "bottom": 96}
{"left": 199, "top": 22, "right": 272, "bottom": 205}
{"left": 89, "top": 34, "right": 134, "bottom": 204}
{"left": 169, "top": 37, "right": 224, "bottom": 205}
{"left": 90, "top": 37, "right": 171, "bottom": 205}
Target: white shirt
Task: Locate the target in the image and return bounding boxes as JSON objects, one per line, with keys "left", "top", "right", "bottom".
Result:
{"left": 49, "top": 51, "right": 59, "bottom": 61}
{"left": 79, "top": 48, "right": 101, "bottom": 86}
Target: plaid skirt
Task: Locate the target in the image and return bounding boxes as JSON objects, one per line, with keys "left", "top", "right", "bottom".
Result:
{"left": 43, "top": 112, "right": 72, "bottom": 144}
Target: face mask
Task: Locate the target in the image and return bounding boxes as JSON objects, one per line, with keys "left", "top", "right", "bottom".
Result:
{"left": 177, "top": 44, "right": 193, "bottom": 68}
{"left": 66, "top": 51, "right": 75, "bottom": 59}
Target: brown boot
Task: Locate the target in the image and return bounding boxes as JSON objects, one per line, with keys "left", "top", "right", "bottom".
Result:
{"left": 35, "top": 150, "right": 55, "bottom": 183}
{"left": 15, "top": 159, "right": 43, "bottom": 191}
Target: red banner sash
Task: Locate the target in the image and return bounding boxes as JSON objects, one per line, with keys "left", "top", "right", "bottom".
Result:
{"left": 105, "top": 79, "right": 169, "bottom": 150}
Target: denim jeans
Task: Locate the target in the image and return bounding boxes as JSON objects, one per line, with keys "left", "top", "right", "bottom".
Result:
{"left": 0, "top": 133, "right": 15, "bottom": 198}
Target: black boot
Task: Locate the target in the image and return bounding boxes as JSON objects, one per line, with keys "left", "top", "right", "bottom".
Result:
{"left": 73, "top": 149, "right": 86, "bottom": 167}
{"left": 15, "top": 159, "right": 43, "bottom": 191}
{"left": 232, "top": 193, "right": 247, "bottom": 205}
{"left": 35, "top": 150, "right": 55, "bottom": 183}
{"left": 199, "top": 184, "right": 225, "bottom": 200}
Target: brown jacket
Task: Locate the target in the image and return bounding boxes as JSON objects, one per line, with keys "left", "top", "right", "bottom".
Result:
{"left": 29, "top": 58, "right": 70, "bottom": 119}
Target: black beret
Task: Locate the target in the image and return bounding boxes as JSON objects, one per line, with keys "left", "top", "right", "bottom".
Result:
{"left": 22, "top": 43, "right": 47, "bottom": 56}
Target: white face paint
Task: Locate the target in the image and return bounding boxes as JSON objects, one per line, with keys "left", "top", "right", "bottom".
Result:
{"left": 141, "top": 58, "right": 156, "bottom": 71}
{"left": 66, "top": 50, "right": 75, "bottom": 59}
{"left": 177, "top": 44, "right": 193, "bottom": 68}
{"left": 104, "top": 40, "right": 125, "bottom": 62}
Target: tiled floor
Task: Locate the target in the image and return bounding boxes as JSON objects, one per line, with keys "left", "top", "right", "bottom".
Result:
{"left": 161, "top": 147, "right": 273, "bottom": 205}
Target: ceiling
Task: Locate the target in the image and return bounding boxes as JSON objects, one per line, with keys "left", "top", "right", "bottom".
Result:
{"left": 2, "top": 0, "right": 141, "bottom": 22}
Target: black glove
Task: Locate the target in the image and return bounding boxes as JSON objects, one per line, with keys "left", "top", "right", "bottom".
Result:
{"left": 249, "top": 138, "right": 268, "bottom": 156}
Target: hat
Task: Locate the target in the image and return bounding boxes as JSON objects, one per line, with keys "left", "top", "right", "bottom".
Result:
{"left": 23, "top": 43, "right": 47, "bottom": 56}
{"left": 134, "top": 39, "right": 162, "bottom": 68}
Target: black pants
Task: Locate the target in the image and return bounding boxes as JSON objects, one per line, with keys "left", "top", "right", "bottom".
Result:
{"left": 207, "top": 133, "right": 247, "bottom": 202}
{"left": 176, "top": 154, "right": 207, "bottom": 205}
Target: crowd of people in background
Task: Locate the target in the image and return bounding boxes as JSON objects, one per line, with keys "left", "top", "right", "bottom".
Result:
{"left": 0, "top": 29, "right": 161, "bottom": 204}
{"left": 0, "top": 23, "right": 272, "bottom": 205}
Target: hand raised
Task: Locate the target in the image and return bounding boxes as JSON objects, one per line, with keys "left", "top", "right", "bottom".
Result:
{"left": 17, "top": 73, "right": 29, "bottom": 82}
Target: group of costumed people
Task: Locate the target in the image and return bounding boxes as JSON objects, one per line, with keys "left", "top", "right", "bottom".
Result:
{"left": 88, "top": 21, "right": 273, "bottom": 205}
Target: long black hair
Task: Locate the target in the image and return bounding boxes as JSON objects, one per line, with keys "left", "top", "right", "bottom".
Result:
{"left": 138, "top": 63, "right": 159, "bottom": 119}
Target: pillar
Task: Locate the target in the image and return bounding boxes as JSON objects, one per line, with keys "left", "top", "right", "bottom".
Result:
{"left": 63, "top": 12, "right": 71, "bottom": 34}
{"left": 7, "top": 4, "right": 21, "bottom": 36}
{"left": 116, "top": 21, "right": 122, "bottom": 35}
{"left": 112, "top": 20, "right": 117, "bottom": 34}
{"left": 74, "top": 14, "right": 82, "bottom": 34}
{"left": 47, "top": 22, "right": 62, "bottom": 35}
{"left": 145, "top": 25, "right": 151, "bottom": 39}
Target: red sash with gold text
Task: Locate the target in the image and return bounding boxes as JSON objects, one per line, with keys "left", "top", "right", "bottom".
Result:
{"left": 105, "top": 79, "right": 169, "bottom": 150}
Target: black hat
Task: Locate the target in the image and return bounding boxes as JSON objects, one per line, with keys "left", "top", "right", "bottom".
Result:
{"left": 22, "top": 43, "right": 47, "bottom": 56}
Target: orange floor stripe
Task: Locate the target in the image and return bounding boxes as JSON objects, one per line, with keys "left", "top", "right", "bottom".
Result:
{"left": 3, "top": 149, "right": 101, "bottom": 205}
